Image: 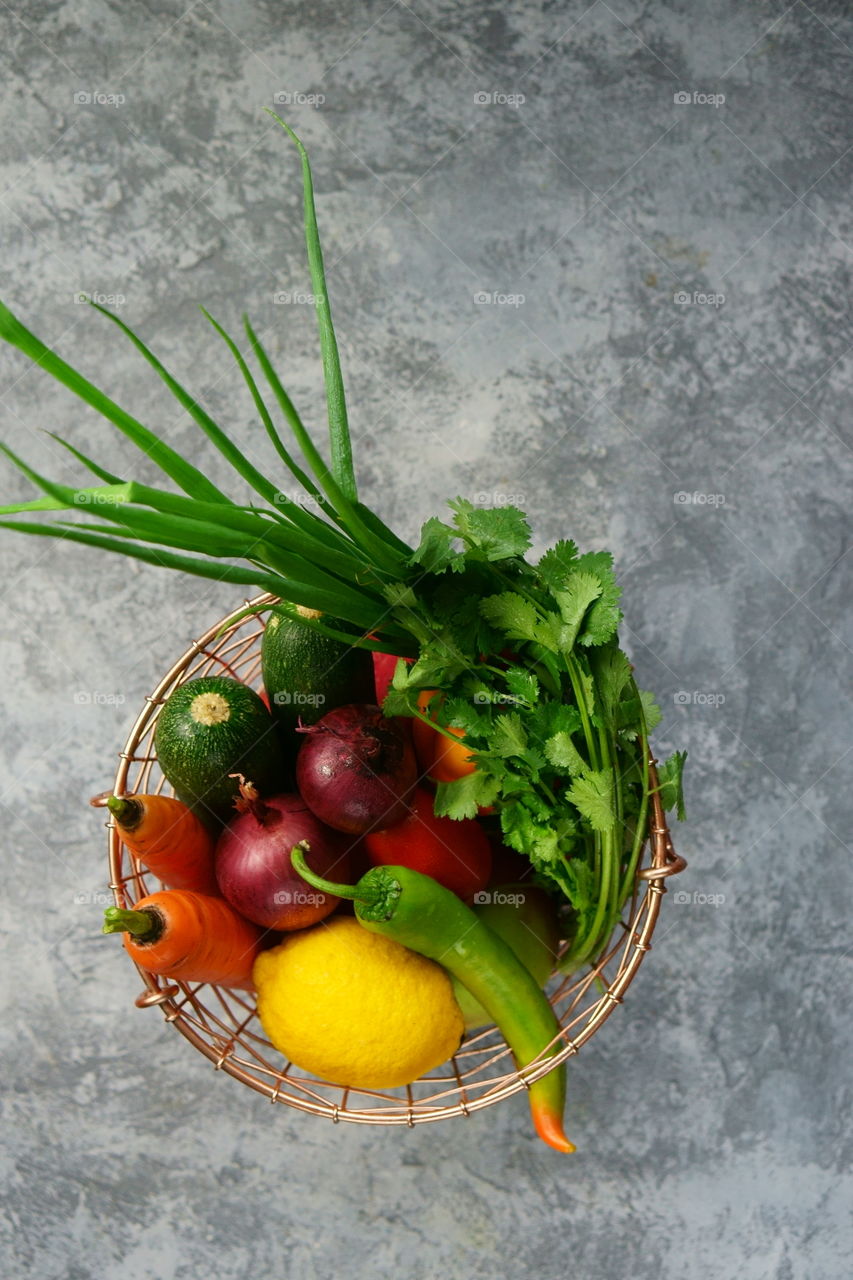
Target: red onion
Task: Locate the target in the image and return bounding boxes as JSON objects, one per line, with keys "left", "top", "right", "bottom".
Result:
{"left": 295, "top": 703, "right": 417, "bottom": 835}
{"left": 215, "top": 780, "right": 351, "bottom": 930}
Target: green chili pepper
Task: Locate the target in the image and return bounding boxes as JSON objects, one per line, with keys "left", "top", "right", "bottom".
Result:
{"left": 291, "top": 846, "right": 573, "bottom": 1153}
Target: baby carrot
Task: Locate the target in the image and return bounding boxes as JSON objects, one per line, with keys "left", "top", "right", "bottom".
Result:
{"left": 107, "top": 794, "right": 217, "bottom": 894}
{"left": 103, "top": 890, "right": 263, "bottom": 990}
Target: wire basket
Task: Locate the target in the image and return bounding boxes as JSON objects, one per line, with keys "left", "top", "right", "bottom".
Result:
{"left": 100, "top": 593, "right": 686, "bottom": 1130}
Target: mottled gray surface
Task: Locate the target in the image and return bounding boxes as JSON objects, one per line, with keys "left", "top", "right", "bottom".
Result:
{"left": 1, "top": 2, "right": 851, "bottom": 1277}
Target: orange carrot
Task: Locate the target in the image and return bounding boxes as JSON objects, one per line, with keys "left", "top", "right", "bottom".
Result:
{"left": 102, "top": 890, "right": 263, "bottom": 990}
{"left": 107, "top": 794, "right": 217, "bottom": 894}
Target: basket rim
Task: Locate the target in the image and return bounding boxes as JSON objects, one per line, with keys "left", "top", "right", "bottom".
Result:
{"left": 104, "top": 592, "right": 686, "bottom": 1127}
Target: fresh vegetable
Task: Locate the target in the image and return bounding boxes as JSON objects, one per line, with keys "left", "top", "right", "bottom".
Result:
{"left": 295, "top": 703, "right": 417, "bottom": 835}
{"left": 261, "top": 605, "right": 374, "bottom": 753}
{"left": 102, "top": 890, "right": 263, "bottom": 990}
{"left": 451, "top": 884, "right": 562, "bottom": 1031}
{"left": 105, "top": 793, "right": 217, "bottom": 894}
{"left": 362, "top": 785, "right": 491, "bottom": 902}
{"left": 214, "top": 778, "right": 350, "bottom": 929}
{"left": 292, "top": 849, "right": 573, "bottom": 1153}
{"left": 153, "top": 676, "right": 286, "bottom": 825}
{"left": 253, "top": 917, "right": 464, "bottom": 1089}
{"left": 411, "top": 689, "right": 477, "bottom": 784}
{"left": 0, "top": 118, "right": 686, "bottom": 976}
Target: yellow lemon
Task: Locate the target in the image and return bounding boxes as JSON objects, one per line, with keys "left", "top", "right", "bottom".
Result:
{"left": 253, "top": 917, "right": 464, "bottom": 1089}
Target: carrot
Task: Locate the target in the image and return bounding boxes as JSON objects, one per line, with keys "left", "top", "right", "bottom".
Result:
{"left": 102, "top": 890, "right": 264, "bottom": 990}
{"left": 106, "top": 794, "right": 217, "bottom": 894}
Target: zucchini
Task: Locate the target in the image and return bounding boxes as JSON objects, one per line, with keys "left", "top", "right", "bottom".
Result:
{"left": 154, "top": 676, "right": 286, "bottom": 825}
{"left": 261, "top": 608, "right": 374, "bottom": 756}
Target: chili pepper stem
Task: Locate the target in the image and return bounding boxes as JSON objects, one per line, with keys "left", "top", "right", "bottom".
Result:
{"left": 102, "top": 906, "right": 158, "bottom": 939}
{"left": 291, "top": 843, "right": 367, "bottom": 903}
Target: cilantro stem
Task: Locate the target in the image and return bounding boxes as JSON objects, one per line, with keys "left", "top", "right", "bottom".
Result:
{"left": 408, "top": 703, "right": 473, "bottom": 746}
{"left": 538, "top": 779, "right": 558, "bottom": 807}
{"left": 565, "top": 653, "right": 600, "bottom": 771}
{"left": 618, "top": 691, "right": 651, "bottom": 904}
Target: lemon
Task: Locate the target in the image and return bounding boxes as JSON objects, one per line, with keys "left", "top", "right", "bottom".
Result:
{"left": 253, "top": 917, "right": 464, "bottom": 1089}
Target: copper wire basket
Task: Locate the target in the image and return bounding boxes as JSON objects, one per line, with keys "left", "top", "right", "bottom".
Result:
{"left": 102, "top": 592, "right": 686, "bottom": 1130}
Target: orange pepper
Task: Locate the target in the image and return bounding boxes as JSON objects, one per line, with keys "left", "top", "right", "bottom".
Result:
{"left": 413, "top": 689, "right": 477, "bottom": 783}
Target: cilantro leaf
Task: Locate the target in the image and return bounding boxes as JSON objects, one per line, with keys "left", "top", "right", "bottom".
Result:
{"left": 500, "top": 798, "right": 537, "bottom": 855}
{"left": 532, "top": 702, "right": 583, "bottom": 738}
{"left": 491, "top": 712, "right": 528, "bottom": 757}
{"left": 410, "top": 516, "right": 460, "bottom": 573}
{"left": 640, "top": 689, "right": 662, "bottom": 734}
{"left": 433, "top": 771, "right": 500, "bottom": 820}
{"left": 504, "top": 667, "right": 539, "bottom": 706}
{"left": 619, "top": 688, "right": 662, "bottom": 738}
{"left": 537, "top": 539, "right": 579, "bottom": 589}
{"left": 656, "top": 749, "right": 687, "bottom": 820}
{"left": 566, "top": 768, "right": 617, "bottom": 832}
{"left": 380, "top": 684, "right": 416, "bottom": 718}
{"left": 442, "top": 694, "right": 492, "bottom": 736}
{"left": 526, "top": 612, "right": 561, "bottom": 654}
{"left": 449, "top": 498, "right": 532, "bottom": 561}
{"left": 544, "top": 731, "right": 588, "bottom": 776}
{"left": 574, "top": 551, "right": 623, "bottom": 645}
{"left": 591, "top": 644, "right": 633, "bottom": 727}
{"left": 551, "top": 571, "right": 603, "bottom": 650}
{"left": 479, "top": 592, "right": 540, "bottom": 645}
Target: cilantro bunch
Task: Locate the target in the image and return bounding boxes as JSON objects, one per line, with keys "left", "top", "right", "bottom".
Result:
{"left": 383, "top": 500, "right": 686, "bottom": 970}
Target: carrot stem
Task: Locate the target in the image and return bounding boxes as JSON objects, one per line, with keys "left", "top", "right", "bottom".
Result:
{"left": 106, "top": 795, "right": 142, "bottom": 829}
{"left": 102, "top": 906, "right": 159, "bottom": 940}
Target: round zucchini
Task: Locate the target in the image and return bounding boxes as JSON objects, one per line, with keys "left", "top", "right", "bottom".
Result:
{"left": 154, "top": 676, "right": 286, "bottom": 826}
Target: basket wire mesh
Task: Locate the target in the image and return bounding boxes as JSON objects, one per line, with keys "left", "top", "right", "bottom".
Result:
{"left": 102, "top": 593, "right": 686, "bottom": 1129}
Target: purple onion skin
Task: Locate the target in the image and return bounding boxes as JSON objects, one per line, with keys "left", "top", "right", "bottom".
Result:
{"left": 215, "top": 793, "right": 351, "bottom": 930}
{"left": 296, "top": 704, "right": 418, "bottom": 835}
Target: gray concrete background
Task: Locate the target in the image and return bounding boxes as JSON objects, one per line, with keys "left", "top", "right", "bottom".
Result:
{"left": 1, "top": 2, "right": 851, "bottom": 1277}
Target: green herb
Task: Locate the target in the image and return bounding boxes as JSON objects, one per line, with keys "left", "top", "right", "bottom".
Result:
{"left": 0, "top": 119, "right": 686, "bottom": 971}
